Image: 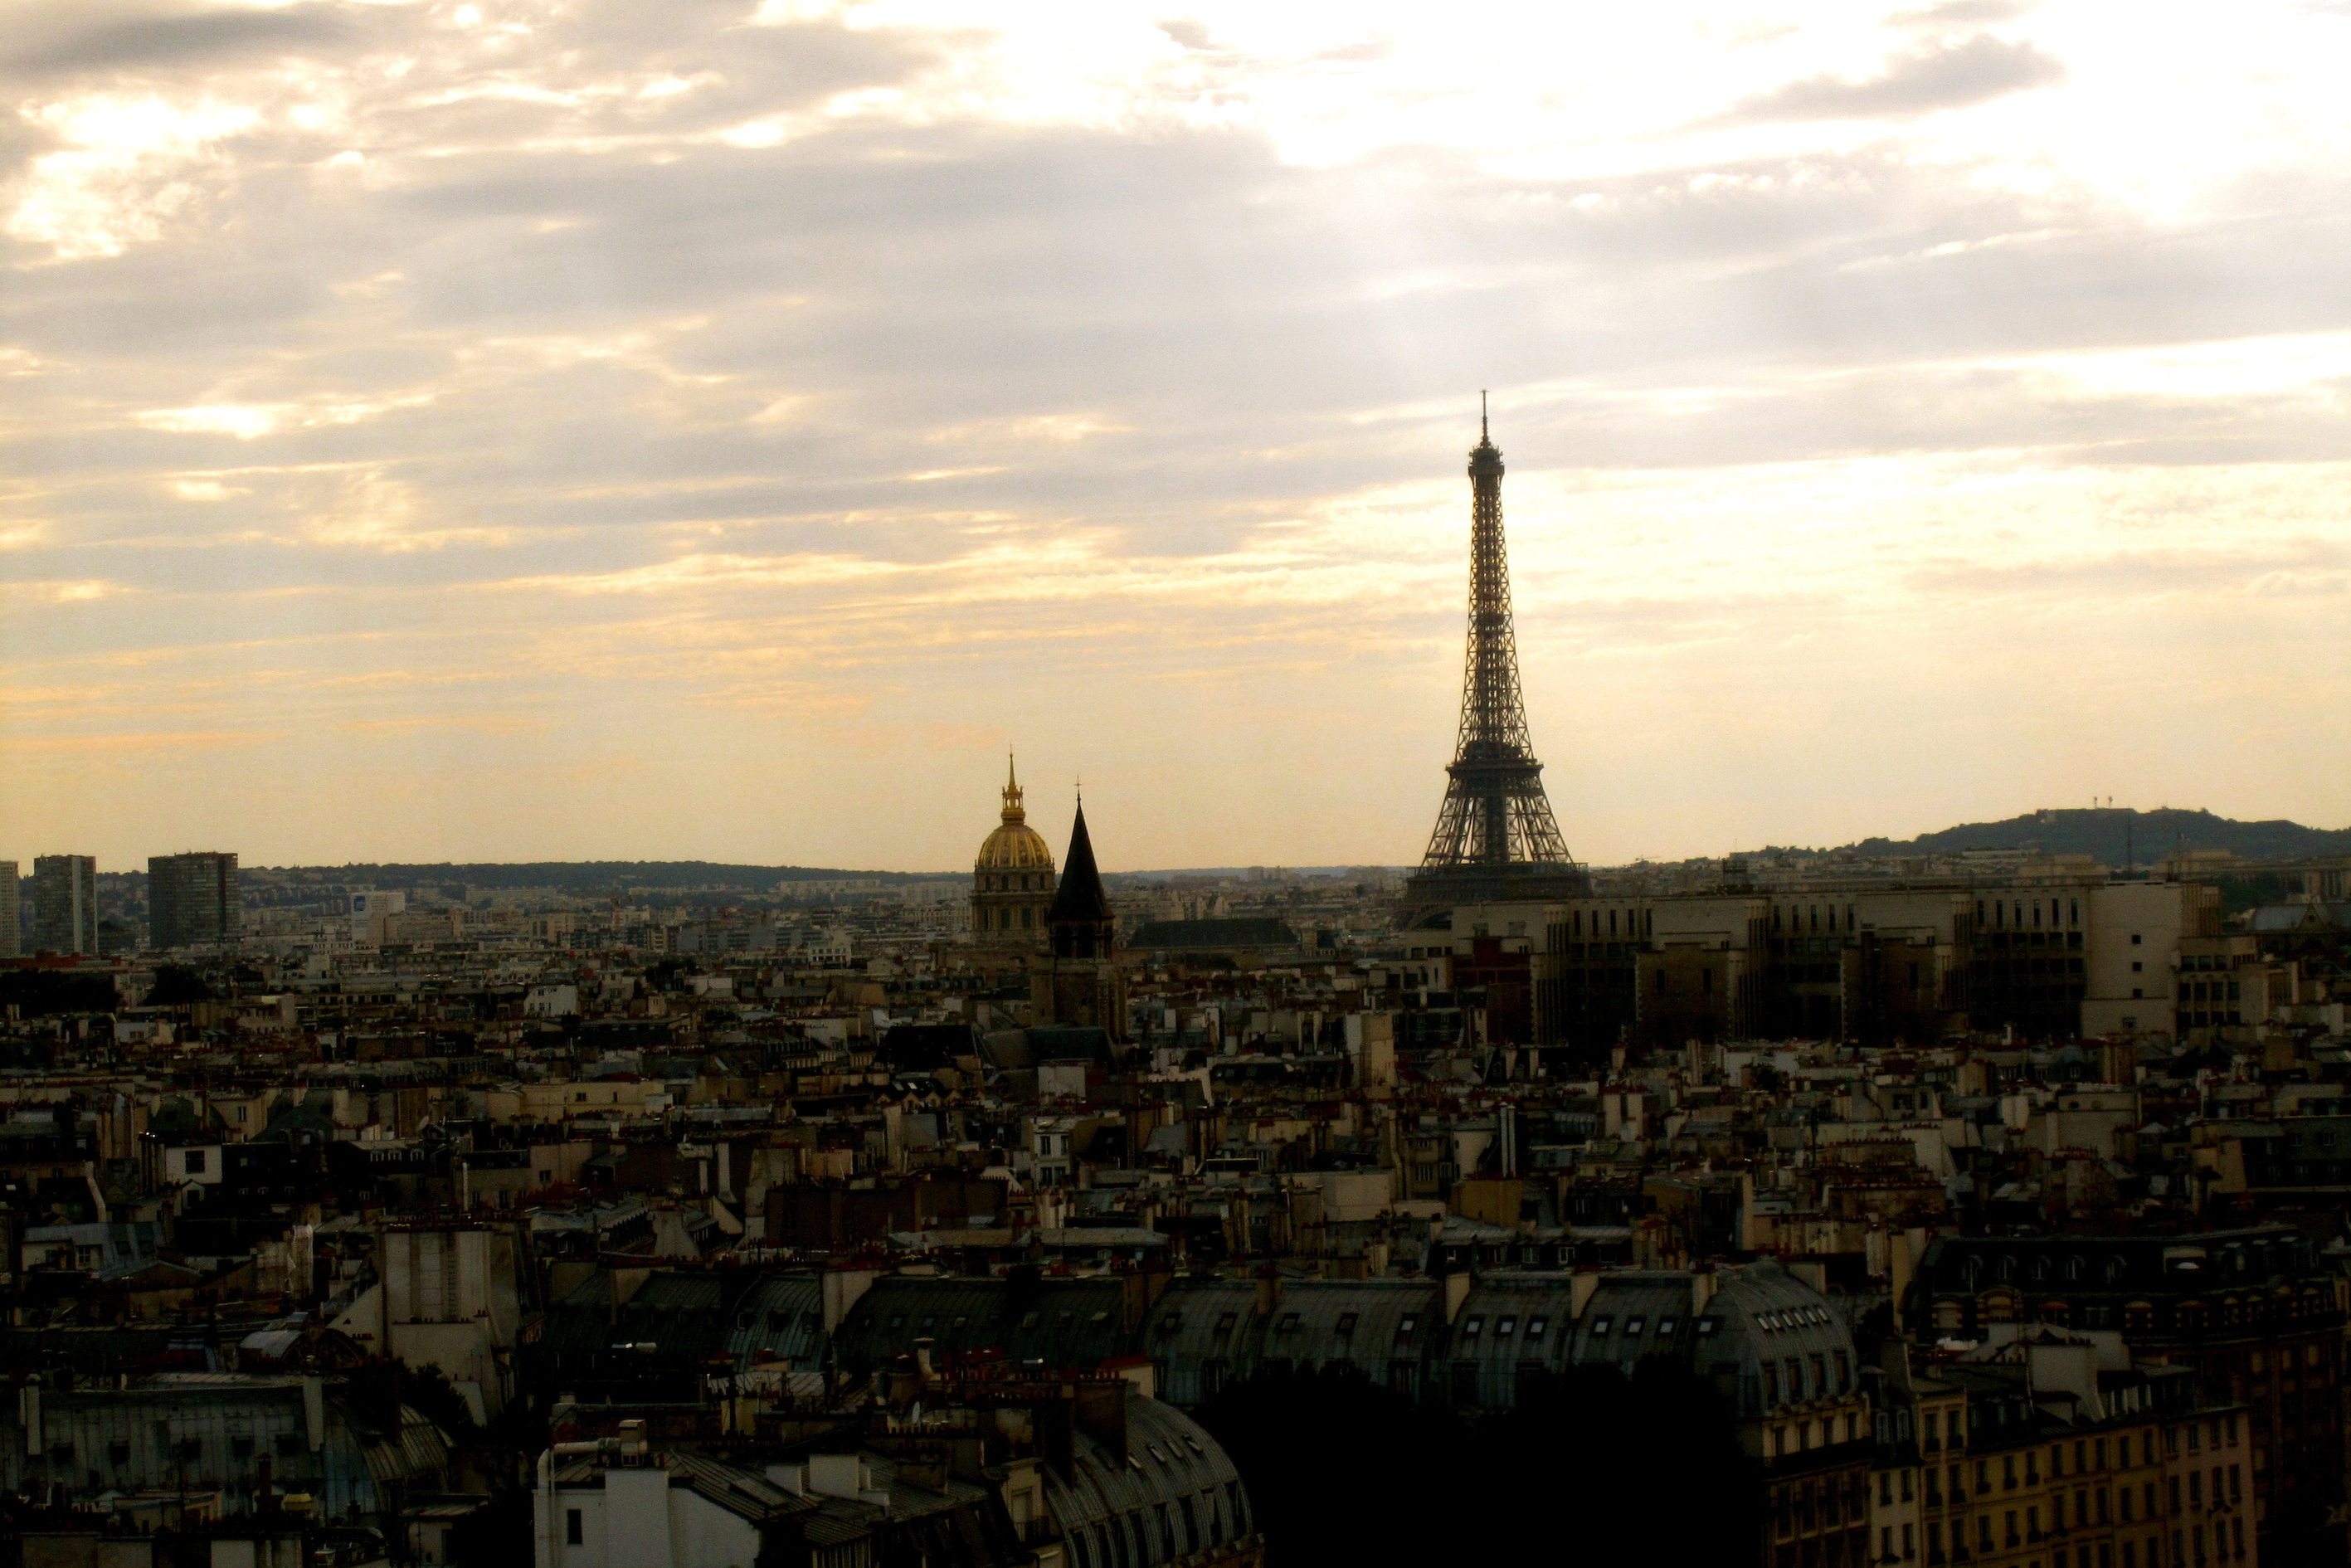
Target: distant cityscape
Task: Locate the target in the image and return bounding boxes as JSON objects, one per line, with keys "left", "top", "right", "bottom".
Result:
{"left": 2, "top": 428, "right": 2348, "bottom": 1568}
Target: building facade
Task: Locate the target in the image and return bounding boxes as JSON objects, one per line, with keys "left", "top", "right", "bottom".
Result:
{"left": 31, "top": 854, "right": 96, "bottom": 957}
{"left": 1435, "top": 876, "right": 2220, "bottom": 1050}
{"left": 1906, "top": 1228, "right": 2333, "bottom": 1561}
{"left": 148, "top": 850, "right": 241, "bottom": 949}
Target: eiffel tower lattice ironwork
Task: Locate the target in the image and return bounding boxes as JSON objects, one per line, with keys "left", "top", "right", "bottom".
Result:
{"left": 1404, "top": 402, "right": 1590, "bottom": 916}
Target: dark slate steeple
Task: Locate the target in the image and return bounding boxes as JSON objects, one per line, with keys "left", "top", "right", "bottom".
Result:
{"left": 1047, "top": 796, "right": 1114, "bottom": 958}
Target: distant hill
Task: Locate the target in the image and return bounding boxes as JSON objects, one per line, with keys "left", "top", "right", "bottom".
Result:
{"left": 241, "top": 861, "right": 953, "bottom": 892}
{"left": 1827, "top": 808, "right": 2351, "bottom": 864}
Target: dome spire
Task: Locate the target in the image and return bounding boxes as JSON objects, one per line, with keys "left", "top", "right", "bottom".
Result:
{"left": 1002, "top": 751, "right": 1025, "bottom": 822}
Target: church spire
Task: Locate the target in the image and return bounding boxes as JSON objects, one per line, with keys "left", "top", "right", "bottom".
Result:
{"left": 1047, "top": 796, "right": 1114, "bottom": 957}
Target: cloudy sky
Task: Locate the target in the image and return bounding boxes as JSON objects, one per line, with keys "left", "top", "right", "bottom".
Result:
{"left": 6, "top": 0, "right": 2350, "bottom": 874}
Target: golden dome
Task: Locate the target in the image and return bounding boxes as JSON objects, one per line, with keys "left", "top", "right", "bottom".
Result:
{"left": 976, "top": 754, "right": 1055, "bottom": 872}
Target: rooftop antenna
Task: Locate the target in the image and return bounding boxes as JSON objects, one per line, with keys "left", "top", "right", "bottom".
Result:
{"left": 1480, "top": 389, "right": 1488, "bottom": 443}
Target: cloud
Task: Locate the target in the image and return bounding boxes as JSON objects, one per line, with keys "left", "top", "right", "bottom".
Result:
{"left": 1, "top": 5, "right": 359, "bottom": 77}
{"left": 2, "top": 578, "right": 124, "bottom": 605}
{"left": 4, "top": 0, "right": 2351, "bottom": 868}
{"left": 1716, "top": 32, "right": 2067, "bottom": 124}
{"left": 1886, "top": 0, "right": 2032, "bottom": 27}
{"left": 5, "top": 728, "right": 281, "bottom": 753}
{"left": 1157, "top": 19, "right": 1218, "bottom": 52}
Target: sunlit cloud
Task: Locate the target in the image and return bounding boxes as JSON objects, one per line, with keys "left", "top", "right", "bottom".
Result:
{"left": 135, "top": 395, "right": 435, "bottom": 440}
{"left": 2, "top": 578, "right": 125, "bottom": 605}
{"left": 7, "top": 95, "right": 261, "bottom": 260}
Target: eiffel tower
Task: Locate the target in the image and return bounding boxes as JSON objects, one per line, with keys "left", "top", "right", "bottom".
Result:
{"left": 1402, "top": 402, "right": 1590, "bottom": 921}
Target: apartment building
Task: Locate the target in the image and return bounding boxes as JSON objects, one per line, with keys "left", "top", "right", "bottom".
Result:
{"left": 30, "top": 854, "right": 96, "bottom": 956}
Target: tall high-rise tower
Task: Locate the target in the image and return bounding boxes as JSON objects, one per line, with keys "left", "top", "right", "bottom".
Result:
{"left": 1402, "top": 406, "right": 1590, "bottom": 918}
{"left": 149, "top": 851, "right": 241, "bottom": 949}
{"left": 32, "top": 855, "right": 98, "bottom": 956}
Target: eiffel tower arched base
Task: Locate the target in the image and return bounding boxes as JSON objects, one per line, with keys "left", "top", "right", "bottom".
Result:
{"left": 1398, "top": 861, "right": 1594, "bottom": 928}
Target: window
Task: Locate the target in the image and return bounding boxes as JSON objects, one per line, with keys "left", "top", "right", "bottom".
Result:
{"left": 1623, "top": 1317, "right": 1646, "bottom": 1336}
{"left": 1461, "top": 1317, "right": 1483, "bottom": 1337}
{"left": 1589, "top": 1317, "right": 1613, "bottom": 1337}
{"left": 1526, "top": 1316, "right": 1549, "bottom": 1337}
{"left": 1394, "top": 1314, "right": 1417, "bottom": 1341}
{"left": 1655, "top": 1317, "right": 1678, "bottom": 1336}
{"left": 1334, "top": 1312, "right": 1358, "bottom": 1338}
{"left": 1494, "top": 1315, "right": 1517, "bottom": 1336}
{"left": 565, "top": 1510, "right": 583, "bottom": 1546}
{"left": 1698, "top": 1316, "right": 1721, "bottom": 1336}
{"left": 183, "top": 1148, "right": 207, "bottom": 1174}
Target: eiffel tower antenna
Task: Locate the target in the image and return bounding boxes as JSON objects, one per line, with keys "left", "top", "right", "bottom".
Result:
{"left": 1402, "top": 401, "right": 1588, "bottom": 920}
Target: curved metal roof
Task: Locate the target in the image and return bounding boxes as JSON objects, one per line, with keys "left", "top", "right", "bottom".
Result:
{"left": 725, "top": 1273, "right": 826, "bottom": 1373}
{"left": 1044, "top": 1396, "right": 1250, "bottom": 1568}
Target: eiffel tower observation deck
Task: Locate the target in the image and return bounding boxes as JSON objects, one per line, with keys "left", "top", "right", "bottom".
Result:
{"left": 1402, "top": 404, "right": 1592, "bottom": 921}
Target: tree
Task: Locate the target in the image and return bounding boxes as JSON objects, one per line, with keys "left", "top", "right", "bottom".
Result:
{"left": 145, "top": 965, "right": 215, "bottom": 1007}
{"left": 1194, "top": 1360, "right": 1762, "bottom": 1567}
{"left": 1192, "top": 1366, "right": 1457, "bottom": 1567}
{"left": 0, "top": 971, "right": 118, "bottom": 1017}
